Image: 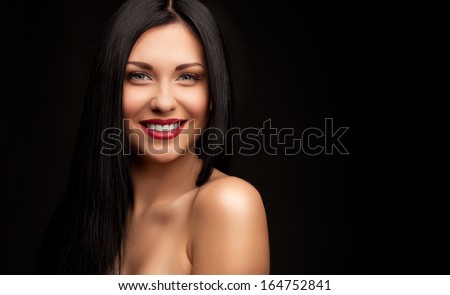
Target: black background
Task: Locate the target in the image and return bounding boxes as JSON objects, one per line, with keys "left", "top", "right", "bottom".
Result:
{"left": 0, "top": 0, "right": 446, "bottom": 274}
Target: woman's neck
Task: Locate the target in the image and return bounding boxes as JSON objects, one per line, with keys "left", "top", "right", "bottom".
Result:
{"left": 129, "top": 152, "right": 202, "bottom": 210}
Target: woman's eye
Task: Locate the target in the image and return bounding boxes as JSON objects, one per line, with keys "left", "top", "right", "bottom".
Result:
{"left": 178, "top": 73, "right": 200, "bottom": 81}
{"left": 128, "top": 73, "right": 151, "bottom": 81}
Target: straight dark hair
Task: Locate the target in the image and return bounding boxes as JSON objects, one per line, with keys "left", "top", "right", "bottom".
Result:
{"left": 36, "top": 0, "right": 233, "bottom": 274}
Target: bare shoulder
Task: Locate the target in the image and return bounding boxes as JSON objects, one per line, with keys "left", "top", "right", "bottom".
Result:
{"left": 195, "top": 170, "right": 264, "bottom": 211}
{"left": 189, "top": 169, "right": 270, "bottom": 274}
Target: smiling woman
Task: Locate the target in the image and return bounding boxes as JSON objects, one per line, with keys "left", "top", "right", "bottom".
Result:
{"left": 123, "top": 24, "right": 209, "bottom": 162}
{"left": 35, "top": 0, "right": 269, "bottom": 275}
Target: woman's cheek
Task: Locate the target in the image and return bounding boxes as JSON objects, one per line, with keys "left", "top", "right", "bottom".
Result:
{"left": 123, "top": 86, "right": 147, "bottom": 120}
{"left": 184, "top": 87, "right": 209, "bottom": 127}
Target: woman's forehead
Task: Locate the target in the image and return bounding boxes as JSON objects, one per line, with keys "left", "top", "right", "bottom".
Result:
{"left": 128, "top": 23, "right": 205, "bottom": 64}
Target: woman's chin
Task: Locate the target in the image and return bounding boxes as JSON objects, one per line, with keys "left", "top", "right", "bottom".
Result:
{"left": 132, "top": 147, "right": 193, "bottom": 164}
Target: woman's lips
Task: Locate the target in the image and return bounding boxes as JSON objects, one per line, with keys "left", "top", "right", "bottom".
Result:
{"left": 139, "top": 118, "right": 188, "bottom": 140}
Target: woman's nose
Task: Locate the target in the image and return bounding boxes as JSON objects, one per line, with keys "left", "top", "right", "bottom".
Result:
{"left": 149, "top": 83, "right": 176, "bottom": 113}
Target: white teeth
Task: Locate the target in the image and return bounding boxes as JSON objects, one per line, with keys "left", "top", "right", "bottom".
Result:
{"left": 146, "top": 122, "right": 181, "bottom": 131}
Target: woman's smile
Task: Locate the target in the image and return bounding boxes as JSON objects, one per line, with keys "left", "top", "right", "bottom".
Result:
{"left": 139, "top": 118, "right": 189, "bottom": 140}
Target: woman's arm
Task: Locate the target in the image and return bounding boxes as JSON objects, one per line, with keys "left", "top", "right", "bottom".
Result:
{"left": 190, "top": 176, "right": 270, "bottom": 274}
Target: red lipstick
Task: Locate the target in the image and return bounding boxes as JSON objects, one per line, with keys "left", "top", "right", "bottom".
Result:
{"left": 139, "top": 118, "right": 188, "bottom": 140}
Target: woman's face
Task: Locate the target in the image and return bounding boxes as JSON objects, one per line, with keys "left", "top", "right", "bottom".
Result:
{"left": 123, "top": 22, "right": 209, "bottom": 163}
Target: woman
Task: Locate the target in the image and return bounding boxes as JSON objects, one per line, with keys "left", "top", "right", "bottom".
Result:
{"left": 36, "top": 0, "right": 269, "bottom": 274}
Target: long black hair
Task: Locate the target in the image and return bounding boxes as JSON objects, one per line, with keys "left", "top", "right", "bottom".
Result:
{"left": 36, "top": 0, "right": 233, "bottom": 274}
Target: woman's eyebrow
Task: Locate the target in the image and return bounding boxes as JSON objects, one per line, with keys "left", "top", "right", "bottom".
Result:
{"left": 175, "top": 62, "right": 205, "bottom": 71}
{"left": 127, "top": 61, "right": 152, "bottom": 70}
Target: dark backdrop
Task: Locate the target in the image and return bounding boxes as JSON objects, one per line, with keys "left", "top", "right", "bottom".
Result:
{"left": 0, "top": 0, "right": 445, "bottom": 274}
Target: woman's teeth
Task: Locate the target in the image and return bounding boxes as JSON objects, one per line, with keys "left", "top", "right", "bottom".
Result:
{"left": 146, "top": 122, "right": 181, "bottom": 131}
